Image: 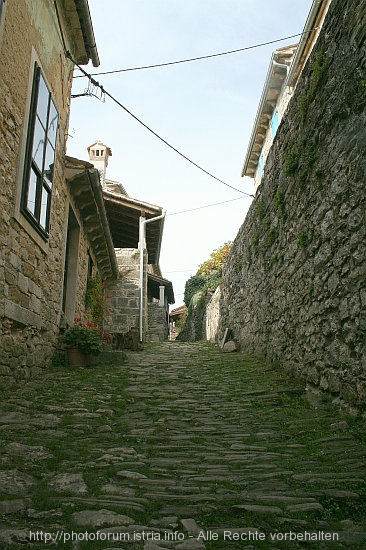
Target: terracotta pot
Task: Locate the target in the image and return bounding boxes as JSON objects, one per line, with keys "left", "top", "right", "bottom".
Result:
{"left": 67, "top": 346, "right": 88, "bottom": 367}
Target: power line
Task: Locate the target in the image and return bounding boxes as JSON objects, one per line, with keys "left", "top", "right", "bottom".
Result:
{"left": 167, "top": 196, "right": 246, "bottom": 216}
{"left": 70, "top": 56, "right": 254, "bottom": 198}
{"left": 73, "top": 29, "right": 317, "bottom": 78}
{"left": 164, "top": 269, "right": 197, "bottom": 273}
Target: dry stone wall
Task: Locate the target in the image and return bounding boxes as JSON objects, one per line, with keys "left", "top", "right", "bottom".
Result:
{"left": 219, "top": 0, "right": 366, "bottom": 410}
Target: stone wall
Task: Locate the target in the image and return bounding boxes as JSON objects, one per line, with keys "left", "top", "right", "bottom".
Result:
{"left": 147, "top": 303, "right": 168, "bottom": 342}
{"left": 219, "top": 0, "right": 366, "bottom": 410}
{"left": 0, "top": 0, "right": 73, "bottom": 385}
{"left": 0, "top": 1, "right": 98, "bottom": 386}
{"left": 177, "top": 292, "right": 213, "bottom": 342}
{"left": 104, "top": 249, "right": 144, "bottom": 335}
{"left": 203, "top": 286, "right": 221, "bottom": 344}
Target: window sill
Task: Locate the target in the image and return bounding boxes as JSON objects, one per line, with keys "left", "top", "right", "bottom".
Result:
{"left": 13, "top": 210, "right": 50, "bottom": 254}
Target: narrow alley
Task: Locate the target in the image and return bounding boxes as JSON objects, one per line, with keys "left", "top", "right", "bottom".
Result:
{"left": 0, "top": 342, "right": 365, "bottom": 549}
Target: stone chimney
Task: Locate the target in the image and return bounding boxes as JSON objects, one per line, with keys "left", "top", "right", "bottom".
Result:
{"left": 87, "top": 140, "right": 112, "bottom": 187}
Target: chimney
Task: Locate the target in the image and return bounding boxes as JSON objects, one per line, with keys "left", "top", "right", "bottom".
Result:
{"left": 87, "top": 141, "right": 112, "bottom": 188}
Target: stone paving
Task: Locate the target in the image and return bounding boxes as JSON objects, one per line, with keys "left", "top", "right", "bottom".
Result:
{"left": 0, "top": 341, "right": 366, "bottom": 549}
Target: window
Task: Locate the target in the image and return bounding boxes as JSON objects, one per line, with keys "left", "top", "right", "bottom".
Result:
{"left": 258, "top": 152, "right": 264, "bottom": 179}
{"left": 271, "top": 108, "right": 279, "bottom": 138}
{"left": 0, "top": 0, "right": 5, "bottom": 22}
{"left": 62, "top": 207, "right": 80, "bottom": 325}
{"left": 0, "top": 0, "right": 6, "bottom": 40}
{"left": 21, "top": 63, "right": 59, "bottom": 237}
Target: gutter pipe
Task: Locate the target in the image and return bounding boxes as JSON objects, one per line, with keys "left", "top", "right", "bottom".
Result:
{"left": 139, "top": 211, "right": 166, "bottom": 342}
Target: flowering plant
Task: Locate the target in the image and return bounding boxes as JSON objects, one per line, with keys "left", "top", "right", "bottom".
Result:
{"left": 63, "top": 318, "right": 110, "bottom": 355}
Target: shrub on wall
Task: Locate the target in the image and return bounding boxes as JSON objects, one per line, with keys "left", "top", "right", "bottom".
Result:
{"left": 184, "top": 242, "right": 232, "bottom": 307}
{"left": 184, "top": 274, "right": 207, "bottom": 308}
{"left": 85, "top": 273, "right": 107, "bottom": 327}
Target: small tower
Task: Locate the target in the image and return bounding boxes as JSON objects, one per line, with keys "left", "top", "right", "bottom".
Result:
{"left": 87, "top": 140, "right": 112, "bottom": 188}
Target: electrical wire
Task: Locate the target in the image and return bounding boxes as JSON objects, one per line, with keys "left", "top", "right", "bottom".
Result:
{"left": 167, "top": 195, "right": 246, "bottom": 216}
{"left": 70, "top": 56, "right": 254, "bottom": 198}
{"left": 164, "top": 269, "right": 197, "bottom": 273}
{"left": 73, "top": 29, "right": 317, "bottom": 78}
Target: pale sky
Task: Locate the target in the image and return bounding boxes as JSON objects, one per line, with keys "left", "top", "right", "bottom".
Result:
{"left": 67, "top": 0, "right": 313, "bottom": 307}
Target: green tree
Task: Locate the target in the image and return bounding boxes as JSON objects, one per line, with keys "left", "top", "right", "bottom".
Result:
{"left": 197, "top": 242, "right": 231, "bottom": 276}
{"left": 184, "top": 274, "right": 206, "bottom": 307}
{"left": 183, "top": 242, "right": 232, "bottom": 307}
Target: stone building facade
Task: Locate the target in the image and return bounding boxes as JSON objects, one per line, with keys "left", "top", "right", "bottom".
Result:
{"left": 242, "top": 0, "right": 332, "bottom": 190}
{"left": 0, "top": 0, "right": 110, "bottom": 386}
{"left": 0, "top": 2, "right": 174, "bottom": 387}
{"left": 219, "top": 0, "right": 366, "bottom": 409}
{"left": 87, "top": 142, "right": 175, "bottom": 343}
{"left": 104, "top": 249, "right": 143, "bottom": 335}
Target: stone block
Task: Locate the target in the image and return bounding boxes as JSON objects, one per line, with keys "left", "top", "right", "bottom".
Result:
{"left": 223, "top": 340, "right": 237, "bottom": 352}
{"left": 4, "top": 299, "right": 42, "bottom": 329}
{"left": 341, "top": 382, "right": 359, "bottom": 405}
{"left": 5, "top": 267, "right": 16, "bottom": 286}
{"left": 28, "top": 280, "right": 43, "bottom": 299}
{"left": 319, "top": 375, "right": 329, "bottom": 391}
{"left": 17, "top": 272, "right": 28, "bottom": 293}
{"left": 328, "top": 373, "right": 340, "bottom": 394}
{"left": 307, "top": 366, "right": 320, "bottom": 385}
{"left": 9, "top": 252, "right": 21, "bottom": 270}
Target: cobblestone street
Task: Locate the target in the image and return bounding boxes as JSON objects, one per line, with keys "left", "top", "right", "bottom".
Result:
{"left": 1, "top": 342, "right": 366, "bottom": 549}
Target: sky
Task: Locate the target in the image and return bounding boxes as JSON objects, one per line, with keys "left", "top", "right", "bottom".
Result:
{"left": 67, "top": 0, "right": 313, "bottom": 308}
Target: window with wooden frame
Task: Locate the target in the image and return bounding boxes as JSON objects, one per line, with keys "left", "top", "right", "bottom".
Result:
{"left": 21, "top": 62, "right": 59, "bottom": 238}
{"left": 0, "top": 0, "right": 5, "bottom": 22}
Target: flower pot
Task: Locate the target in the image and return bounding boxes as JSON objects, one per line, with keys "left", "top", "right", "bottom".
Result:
{"left": 67, "top": 346, "right": 88, "bottom": 367}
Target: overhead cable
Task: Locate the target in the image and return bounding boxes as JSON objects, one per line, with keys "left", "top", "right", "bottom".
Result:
{"left": 70, "top": 56, "right": 254, "bottom": 198}
{"left": 167, "top": 196, "right": 246, "bottom": 216}
{"left": 73, "top": 29, "right": 318, "bottom": 78}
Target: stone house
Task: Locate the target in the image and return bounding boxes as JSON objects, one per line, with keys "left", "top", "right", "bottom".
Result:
{"left": 242, "top": 0, "right": 332, "bottom": 190}
{"left": 86, "top": 141, "right": 175, "bottom": 343}
{"left": 0, "top": 2, "right": 173, "bottom": 387}
{"left": 0, "top": 0, "right": 104, "bottom": 385}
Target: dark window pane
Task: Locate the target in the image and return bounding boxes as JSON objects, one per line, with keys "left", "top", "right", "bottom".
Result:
{"left": 22, "top": 64, "right": 58, "bottom": 237}
{"left": 40, "top": 186, "right": 49, "bottom": 230}
{"left": 32, "top": 117, "right": 45, "bottom": 170}
{"left": 48, "top": 100, "right": 58, "bottom": 147}
{"left": 27, "top": 168, "right": 38, "bottom": 215}
{"left": 44, "top": 141, "right": 55, "bottom": 186}
{"left": 36, "top": 73, "right": 49, "bottom": 126}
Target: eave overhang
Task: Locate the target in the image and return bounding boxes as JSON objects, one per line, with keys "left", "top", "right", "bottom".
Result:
{"left": 170, "top": 305, "right": 187, "bottom": 318}
{"left": 103, "top": 190, "right": 165, "bottom": 265}
{"left": 148, "top": 273, "right": 175, "bottom": 305}
{"left": 241, "top": 45, "right": 297, "bottom": 179}
{"left": 287, "top": 0, "right": 332, "bottom": 88}
{"left": 63, "top": 0, "right": 100, "bottom": 66}
{"left": 65, "top": 156, "right": 119, "bottom": 280}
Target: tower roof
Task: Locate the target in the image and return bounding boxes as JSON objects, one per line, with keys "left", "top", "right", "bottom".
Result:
{"left": 87, "top": 141, "right": 112, "bottom": 156}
